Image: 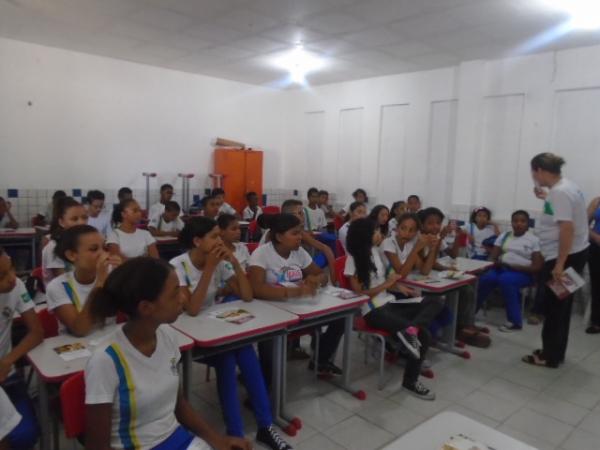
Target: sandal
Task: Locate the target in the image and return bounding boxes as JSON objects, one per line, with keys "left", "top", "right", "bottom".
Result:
{"left": 522, "top": 353, "right": 558, "bottom": 368}
{"left": 527, "top": 314, "right": 542, "bottom": 325}
{"left": 586, "top": 325, "right": 600, "bottom": 334}
{"left": 458, "top": 329, "right": 491, "bottom": 348}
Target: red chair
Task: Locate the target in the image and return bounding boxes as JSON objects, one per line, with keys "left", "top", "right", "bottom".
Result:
{"left": 247, "top": 220, "right": 258, "bottom": 241}
{"left": 334, "top": 216, "right": 344, "bottom": 231}
{"left": 246, "top": 242, "right": 259, "bottom": 254}
{"left": 60, "top": 372, "right": 86, "bottom": 440}
{"left": 38, "top": 308, "right": 59, "bottom": 338}
{"left": 335, "top": 240, "right": 346, "bottom": 258}
{"left": 262, "top": 205, "right": 280, "bottom": 215}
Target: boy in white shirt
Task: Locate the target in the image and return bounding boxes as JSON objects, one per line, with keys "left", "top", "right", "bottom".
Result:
{"left": 304, "top": 187, "right": 328, "bottom": 231}
{"left": 148, "top": 201, "right": 184, "bottom": 237}
{"left": 243, "top": 191, "right": 263, "bottom": 221}
{"left": 86, "top": 190, "right": 111, "bottom": 237}
{"left": 407, "top": 195, "right": 422, "bottom": 213}
{"left": 213, "top": 188, "right": 239, "bottom": 218}
{"left": 148, "top": 184, "right": 175, "bottom": 222}
{"left": 318, "top": 190, "right": 335, "bottom": 219}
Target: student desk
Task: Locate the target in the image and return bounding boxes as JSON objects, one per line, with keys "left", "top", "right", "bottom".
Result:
{"left": 400, "top": 271, "right": 476, "bottom": 358}
{"left": 438, "top": 256, "right": 494, "bottom": 274}
{"left": 171, "top": 300, "right": 300, "bottom": 432}
{"left": 27, "top": 324, "right": 194, "bottom": 450}
{"left": 268, "top": 289, "right": 369, "bottom": 428}
{"left": 0, "top": 227, "right": 37, "bottom": 270}
{"left": 380, "top": 411, "right": 537, "bottom": 450}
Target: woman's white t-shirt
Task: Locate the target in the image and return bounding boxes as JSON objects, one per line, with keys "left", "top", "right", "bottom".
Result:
{"left": 106, "top": 229, "right": 156, "bottom": 258}
{"left": 249, "top": 242, "right": 313, "bottom": 285}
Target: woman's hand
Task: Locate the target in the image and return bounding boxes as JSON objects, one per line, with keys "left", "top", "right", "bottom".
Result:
{"left": 552, "top": 261, "right": 565, "bottom": 282}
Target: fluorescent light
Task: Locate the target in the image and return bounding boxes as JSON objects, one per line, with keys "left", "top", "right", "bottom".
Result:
{"left": 542, "top": 0, "right": 600, "bottom": 29}
{"left": 272, "top": 44, "right": 326, "bottom": 84}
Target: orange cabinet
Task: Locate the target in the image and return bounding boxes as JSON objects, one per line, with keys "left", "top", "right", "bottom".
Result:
{"left": 213, "top": 148, "right": 263, "bottom": 214}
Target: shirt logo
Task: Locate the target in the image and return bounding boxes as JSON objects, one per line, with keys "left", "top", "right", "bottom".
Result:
{"left": 2, "top": 306, "right": 12, "bottom": 319}
{"left": 543, "top": 201, "right": 554, "bottom": 216}
{"left": 21, "top": 292, "right": 32, "bottom": 303}
{"left": 278, "top": 266, "right": 303, "bottom": 283}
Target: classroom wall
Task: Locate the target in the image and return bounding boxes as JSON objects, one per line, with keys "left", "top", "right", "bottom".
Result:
{"left": 283, "top": 44, "right": 600, "bottom": 222}
{"left": 0, "top": 37, "right": 287, "bottom": 193}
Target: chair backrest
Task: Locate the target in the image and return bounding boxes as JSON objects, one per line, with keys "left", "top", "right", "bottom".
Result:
{"left": 60, "top": 372, "right": 86, "bottom": 439}
{"left": 334, "top": 215, "right": 344, "bottom": 231}
{"left": 37, "top": 308, "right": 59, "bottom": 338}
{"left": 335, "top": 239, "right": 346, "bottom": 257}
{"left": 246, "top": 242, "right": 259, "bottom": 254}
{"left": 334, "top": 256, "right": 350, "bottom": 289}
{"left": 247, "top": 220, "right": 258, "bottom": 238}
{"left": 262, "top": 205, "right": 280, "bottom": 215}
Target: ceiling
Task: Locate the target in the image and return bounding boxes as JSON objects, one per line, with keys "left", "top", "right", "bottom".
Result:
{"left": 1, "top": 0, "right": 600, "bottom": 87}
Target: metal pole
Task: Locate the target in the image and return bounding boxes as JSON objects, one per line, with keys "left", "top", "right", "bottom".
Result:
{"left": 142, "top": 172, "right": 156, "bottom": 210}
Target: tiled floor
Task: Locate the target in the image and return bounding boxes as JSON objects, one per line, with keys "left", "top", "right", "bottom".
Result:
{"left": 57, "top": 307, "right": 600, "bottom": 449}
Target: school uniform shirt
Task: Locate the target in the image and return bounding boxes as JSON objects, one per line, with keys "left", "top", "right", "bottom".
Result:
{"left": 106, "top": 228, "right": 156, "bottom": 259}
{"left": 242, "top": 206, "right": 263, "bottom": 221}
{"left": 462, "top": 223, "right": 496, "bottom": 258}
{"left": 0, "top": 386, "right": 21, "bottom": 440}
{"left": 0, "top": 279, "right": 34, "bottom": 377}
{"left": 388, "top": 218, "right": 398, "bottom": 237}
{"left": 148, "top": 203, "right": 183, "bottom": 223}
{"left": 537, "top": 178, "right": 589, "bottom": 260}
{"left": 219, "top": 202, "right": 237, "bottom": 216}
{"left": 344, "top": 248, "right": 395, "bottom": 316}
{"left": 233, "top": 242, "right": 251, "bottom": 271}
{"left": 381, "top": 236, "right": 417, "bottom": 265}
{"left": 42, "top": 239, "right": 65, "bottom": 285}
{"left": 170, "top": 253, "right": 235, "bottom": 312}
{"left": 0, "top": 214, "right": 12, "bottom": 228}
{"left": 338, "top": 222, "right": 350, "bottom": 251}
{"left": 304, "top": 206, "right": 327, "bottom": 231}
{"left": 496, "top": 231, "right": 541, "bottom": 267}
{"left": 85, "top": 325, "right": 207, "bottom": 450}
{"left": 249, "top": 242, "right": 313, "bottom": 285}
{"left": 88, "top": 212, "right": 112, "bottom": 237}
{"left": 148, "top": 214, "right": 184, "bottom": 233}
{"left": 46, "top": 272, "right": 116, "bottom": 335}
{"left": 343, "top": 202, "right": 370, "bottom": 215}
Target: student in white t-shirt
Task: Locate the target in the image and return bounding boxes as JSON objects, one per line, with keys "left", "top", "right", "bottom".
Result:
{"left": 304, "top": 187, "right": 328, "bottom": 231}
{"left": 406, "top": 194, "right": 422, "bottom": 214}
{"left": 0, "top": 197, "right": 18, "bottom": 229}
{"left": 148, "top": 184, "right": 175, "bottom": 223}
{"left": 524, "top": 153, "right": 589, "bottom": 368}
{"left": 338, "top": 201, "right": 368, "bottom": 251}
{"left": 218, "top": 214, "right": 251, "bottom": 271}
{"left": 388, "top": 201, "right": 407, "bottom": 237}
{"left": 171, "top": 217, "right": 292, "bottom": 450}
{"left": 107, "top": 199, "right": 158, "bottom": 260}
{"left": 249, "top": 213, "right": 343, "bottom": 378}
{"left": 368, "top": 205, "right": 391, "bottom": 238}
{"left": 212, "top": 188, "right": 239, "bottom": 218}
{"left": 339, "top": 188, "right": 369, "bottom": 216}
{"left": 42, "top": 197, "right": 88, "bottom": 285}
{"left": 0, "top": 247, "right": 43, "bottom": 449}
{"left": 382, "top": 213, "right": 429, "bottom": 276}
{"left": 477, "top": 210, "right": 543, "bottom": 332}
{"left": 318, "top": 190, "right": 335, "bottom": 219}
{"left": 242, "top": 191, "right": 263, "bottom": 221}
{"left": 84, "top": 257, "right": 251, "bottom": 450}
{"left": 85, "top": 190, "right": 111, "bottom": 237}
{"left": 344, "top": 218, "right": 439, "bottom": 400}
{"left": 46, "top": 225, "right": 122, "bottom": 336}
{"left": 459, "top": 207, "right": 500, "bottom": 260}
{"left": 148, "top": 201, "right": 184, "bottom": 238}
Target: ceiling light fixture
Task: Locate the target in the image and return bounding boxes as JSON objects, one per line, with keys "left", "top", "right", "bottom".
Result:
{"left": 542, "top": 0, "right": 600, "bottom": 30}
{"left": 272, "top": 43, "right": 325, "bottom": 84}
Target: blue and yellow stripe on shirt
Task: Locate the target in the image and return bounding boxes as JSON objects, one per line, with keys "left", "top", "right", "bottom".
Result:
{"left": 105, "top": 343, "right": 140, "bottom": 450}
{"left": 181, "top": 261, "right": 193, "bottom": 289}
{"left": 62, "top": 277, "right": 81, "bottom": 311}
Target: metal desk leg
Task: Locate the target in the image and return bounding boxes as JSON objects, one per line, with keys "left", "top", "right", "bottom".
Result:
{"left": 182, "top": 349, "right": 191, "bottom": 400}
{"left": 435, "top": 291, "right": 470, "bottom": 358}
{"left": 332, "top": 313, "right": 366, "bottom": 399}
{"left": 271, "top": 335, "right": 292, "bottom": 432}
{"left": 38, "top": 377, "right": 50, "bottom": 450}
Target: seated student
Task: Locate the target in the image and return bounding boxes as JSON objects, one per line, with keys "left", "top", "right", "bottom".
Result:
{"left": 388, "top": 201, "right": 407, "bottom": 237}
{"left": 407, "top": 195, "right": 422, "bottom": 214}
{"left": 42, "top": 197, "right": 88, "bottom": 285}
{"left": 149, "top": 201, "right": 185, "bottom": 237}
{"left": 201, "top": 194, "right": 221, "bottom": 220}
{"left": 0, "top": 247, "right": 43, "bottom": 449}
{"left": 338, "top": 201, "right": 368, "bottom": 251}
{"left": 243, "top": 191, "right": 263, "bottom": 221}
{"left": 170, "top": 218, "right": 291, "bottom": 450}
{"left": 368, "top": 205, "right": 390, "bottom": 238}
{"left": 46, "top": 225, "right": 122, "bottom": 336}
{"left": 149, "top": 184, "right": 176, "bottom": 222}
{"left": 107, "top": 199, "right": 158, "bottom": 260}
{"left": 383, "top": 213, "right": 427, "bottom": 276}
{"left": 344, "top": 219, "right": 438, "bottom": 400}
{"left": 111, "top": 187, "right": 133, "bottom": 227}
{"left": 418, "top": 207, "right": 491, "bottom": 348}
{"left": 249, "top": 214, "right": 343, "bottom": 377}
{"left": 339, "top": 188, "right": 369, "bottom": 216}
{"left": 318, "top": 190, "right": 335, "bottom": 219}
{"left": 460, "top": 207, "right": 500, "bottom": 260}
{"left": 212, "top": 188, "right": 239, "bottom": 218}
{"left": 477, "top": 210, "right": 543, "bottom": 331}
{"left": 86, "top": 190, "right": 111, "bottom": 237}
{"left": 219, "top": 214, "right": 251, "bottom": 271}
{"left": 84, "top": 257, "right": 251, "bottom": 450}
{"left": 0, "top": 197, "right": 18, "bottom": 229}
{"left": 304, "top": 187, "right": 328, "bottom": 231}
{"left": 44, "top": 190, "right": 67, "bottom": 225}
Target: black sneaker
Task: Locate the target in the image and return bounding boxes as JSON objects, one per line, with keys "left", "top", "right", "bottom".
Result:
{"left": 325, "top": 362, "right": 343, "bottom": 376}
{"left": 307, "top": 360, "right": 343, "bottom": 377}
{"left": 396, "top": 327, "right": 421, "bottom": 360}
{"left": 256, "top": 426, "right": 293, "bottom": 450}
{"left": 402, "top": 381, "right": 436, "bottom": 401}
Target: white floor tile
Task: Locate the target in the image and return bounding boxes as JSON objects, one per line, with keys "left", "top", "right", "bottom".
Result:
{"left": 479, "top": 377, "right": 538, "bottom": 405}
{"left": 503, "top": 408, "right": 574, "bottom": 446}
{"left": 577, "top": 411, "right": 600, "bottom": 437}
{"left": 458, "top": 390, "right": 522, "bottom": 422}
{"left": 561, "top": 428, "right": 600, "bottom": 450}
{"left": 284, "top": 396, "right": 353, "bottom": 432}
{"left": 527, "top": 394, "right": 589, "bottom": 426}
{"left": 357, "top": 398, "right": 426, "bottom": 435}
{"left": 296, "top": 433, "right": 346, "bottom": 450}
{"left": 495, "top": 425, "right": 558, "bottom": 450}
{"left": 326, "top": 416, "right": 395, "bottom": 450}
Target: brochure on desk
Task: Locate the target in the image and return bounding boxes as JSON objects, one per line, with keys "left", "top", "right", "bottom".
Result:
{"left": 54, "top": 342, "right": 91, "bottom": 361}
{"left": 209, "top": 308, "right": 256, "bottom": 325}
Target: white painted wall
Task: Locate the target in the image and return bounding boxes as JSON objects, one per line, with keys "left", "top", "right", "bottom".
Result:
{"left": 0, "top": 37, "right": 287, "bottom": 192}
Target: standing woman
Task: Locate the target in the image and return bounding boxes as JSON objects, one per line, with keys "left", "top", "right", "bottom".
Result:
{"left": 586, "top": 195, "right": 600, "bottom": 334}
{"left": 523, "top": 153, "right": 589, "bottom": 368}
